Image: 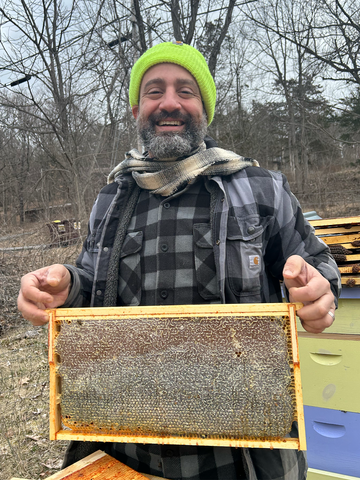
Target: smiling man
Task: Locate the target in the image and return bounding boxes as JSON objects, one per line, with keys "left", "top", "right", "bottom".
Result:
{"left": 18, "top": 42, "right": 341, "bottom": 480}
{"left": 133, "top": 63, "right": 207, "bottom": 159}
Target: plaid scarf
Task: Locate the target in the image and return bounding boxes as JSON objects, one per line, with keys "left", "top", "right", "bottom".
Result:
{"left": 108, "top": 143, "right": 259, "bottom": 197}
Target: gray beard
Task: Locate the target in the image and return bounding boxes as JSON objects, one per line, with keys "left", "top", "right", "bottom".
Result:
{"left": 137, "top": 113, "right": 208, "bottom": 160}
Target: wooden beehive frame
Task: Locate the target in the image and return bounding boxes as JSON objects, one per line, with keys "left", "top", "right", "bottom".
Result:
{"left": 48, "top": 303, "right": 306, "bottom": 450}
{"left": 309, "top": 216, "right": 360, "bottom": 286}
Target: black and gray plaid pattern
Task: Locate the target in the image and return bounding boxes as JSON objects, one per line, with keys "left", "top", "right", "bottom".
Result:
{"left": 118, "top": 178, "right": 220, "bottom": 306}
{"left": 64, "top": 162, "right": 340, "bottom": 479}
{"left": 68, "top": 167, "right": 340, "bottom": 310}
{"left": 105, "top": 443, "right": 248, "bottom": 479}
{"left": 105, "top": 424, "right": 306, "bottom": 480}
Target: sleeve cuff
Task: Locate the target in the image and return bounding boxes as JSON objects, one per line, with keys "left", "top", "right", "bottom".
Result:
{"left": 61, "top": 265, "right": 83, "bottom": 308}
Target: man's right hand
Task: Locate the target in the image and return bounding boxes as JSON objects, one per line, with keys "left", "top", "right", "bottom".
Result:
{"left": 17, "top": 264, "right": 71, "bottom": 326}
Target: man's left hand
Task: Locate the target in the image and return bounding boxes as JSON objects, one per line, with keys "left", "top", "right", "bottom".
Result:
{"left": 283, "top": 255, "right": 336, "bottom": 333}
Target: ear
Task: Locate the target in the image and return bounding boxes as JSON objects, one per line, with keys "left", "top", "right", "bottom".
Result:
{"left": 132, "top": 105, "right": 139, "bottom": 119}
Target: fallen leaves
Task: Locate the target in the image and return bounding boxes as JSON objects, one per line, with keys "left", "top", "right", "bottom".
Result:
{"left": 0, "top": 324, "right": 68, "bottom": 479}
{"left": 41, "top": 458, "right": 63, "bottom": 470}
{"left": 25, "top": 434, "right": 44, "bottom": 442}
{"left": 0, "top": 445, "right": 10, "bottom": 455}
{"left": 20, "top": 376, "right": 30, "bottom": 385}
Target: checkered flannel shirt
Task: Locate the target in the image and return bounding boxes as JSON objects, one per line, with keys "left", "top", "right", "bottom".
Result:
{"left": 118, "top": 178, "right": 219, "bottom": 307}
{"left": 66, "top": 167, "right": 340, "bottom": 311}
{"left": 65, "top": 164, "right": 341, "bottom": 479}
{"left": 104, "top": 178, "right": 307, "bottom": 479}
{"left": 105, "top": 424, "right": 306, "bottom": 479}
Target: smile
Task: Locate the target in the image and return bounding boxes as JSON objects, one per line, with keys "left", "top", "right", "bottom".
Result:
{"left": 157, "top": 120, "right": 184, "bottom": 126}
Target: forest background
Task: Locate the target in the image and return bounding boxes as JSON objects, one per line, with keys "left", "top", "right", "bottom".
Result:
{"left": 1, "top": 0, "right": 360, "bottom": 226}
{"left": 0, "top": 1, "right": 360, "bottom": 478}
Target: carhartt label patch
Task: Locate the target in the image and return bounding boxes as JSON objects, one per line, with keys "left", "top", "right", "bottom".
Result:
{"left": 249, "top": 255, "right": 260, "bottom": 268}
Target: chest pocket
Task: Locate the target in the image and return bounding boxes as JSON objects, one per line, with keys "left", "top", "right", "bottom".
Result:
{"left": 118, "top": 231, "right": 143, "bottom": 306}
{"left": 193, "top": 223, "right": 220, "bottom": 300}
{"left": 226, "top": 214, "right": 264, "bottom": 301}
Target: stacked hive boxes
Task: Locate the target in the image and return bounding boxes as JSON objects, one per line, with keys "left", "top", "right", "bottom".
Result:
{"left": 298, "top": 217, "right": 360, "bottom": 480}
{"left": 310, "top": 216, "right": 360, "bottom": 287}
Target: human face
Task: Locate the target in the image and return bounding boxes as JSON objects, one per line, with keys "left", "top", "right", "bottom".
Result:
{"left": 132, "top": 63, "right": 207, "bottom": 158}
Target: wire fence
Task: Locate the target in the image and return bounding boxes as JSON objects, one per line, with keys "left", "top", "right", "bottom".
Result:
{"left": 0, "top": 233, "right": 83, "bottom": 331}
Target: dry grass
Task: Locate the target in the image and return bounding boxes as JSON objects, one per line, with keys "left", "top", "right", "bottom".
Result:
{"left": 0, "top": 227, "right": 83, "bottom": 480}
{"left": 0, "top": 227, "right": 83, "bottom": 332}
{"left": 0, "top": 324, "right": 68, "bottom": 480}
{"left": 290, "top": 166, "right": 360, "bottom": 219}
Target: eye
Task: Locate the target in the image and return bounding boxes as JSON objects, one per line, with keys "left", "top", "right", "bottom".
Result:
{"left": 179, "top": 89, "right": 195, "bottom": 97}
{"left": 145, "top": 88, "right": 163, "bottom": 97}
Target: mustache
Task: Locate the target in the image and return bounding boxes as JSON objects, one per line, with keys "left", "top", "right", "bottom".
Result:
{"left": 147, "top": 111, "right": 192, "bottom": 125}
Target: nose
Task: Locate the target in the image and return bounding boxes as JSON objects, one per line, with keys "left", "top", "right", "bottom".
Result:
{"left": 159, "top": 88, "right": 181, "bottom": 113}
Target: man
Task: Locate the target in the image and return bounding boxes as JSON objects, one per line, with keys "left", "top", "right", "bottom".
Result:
{"left": 18, "top": 42, "right": 341, "bottom": 480}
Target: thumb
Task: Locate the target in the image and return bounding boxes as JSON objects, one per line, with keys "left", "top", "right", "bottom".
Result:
{"left": 44, "top": 264, "right": 70, "bottom": 290}
{"left": 283, "top": 255, "right": 305, "bottom": 279}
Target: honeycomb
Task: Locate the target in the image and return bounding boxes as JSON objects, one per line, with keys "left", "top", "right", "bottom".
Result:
{"left": 54, "top": 314, "right": 295, "bottom": 440}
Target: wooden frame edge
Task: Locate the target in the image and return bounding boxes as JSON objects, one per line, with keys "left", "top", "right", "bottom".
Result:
{"left": 289, "top": 304, "right": 307, "bottom": 451}
{"left": 309, "top": 216, "right": 360, "bottom": 227}
{"left": 49, "top": 313, "right": 62, "bottom": 440}
{"left": 44, "top": 451, "right": 107, "bottom": 480}
{"left": 49, "top": 303, "right": 305, "bottom": 450}
{"left": 53, "top": 430, "right": 300, "bottom": 449}
{"left": 47, "top": 303, "right": 303, "bottom": 320}
{"left": 48, "top": 310, "right": 57, "bottom": 440}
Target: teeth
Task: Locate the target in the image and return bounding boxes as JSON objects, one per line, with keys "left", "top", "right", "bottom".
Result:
{"left": 158, "top": 121, "right": 182, "bottom": 126}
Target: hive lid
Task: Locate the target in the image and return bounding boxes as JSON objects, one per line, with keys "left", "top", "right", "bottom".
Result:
{"left": 17, "top": 450, "right": 162, "bottom": 480}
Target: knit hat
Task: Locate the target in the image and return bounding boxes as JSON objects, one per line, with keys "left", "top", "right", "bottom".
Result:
{"left": 129, "top": 42, "right": 216, "bottom": 125}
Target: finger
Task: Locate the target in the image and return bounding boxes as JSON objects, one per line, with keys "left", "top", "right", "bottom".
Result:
{"left": 300, "top": 309, "right": 335, "bottom": 333}
{"left": 297, "top": 299, "right": 335, "bottom": 333}
{"left": 17, "top": 291, "right": 49, "bottom": 326}
{"left": 297, "top": 293, "right": 335, "bottom": 320}
{"left": 299, "top": 317, "right": 333, "bottom": 334}
{"left": 20, "top": 273, "right": 55, "bottom": 304}
{"left": 287, "top": 277, "right": 331, "bottom": 303}
{"left": 21, "top": 265, "right": 70, "bottom": 301}
{"left": 283, "top": 255, "right": 305, "bottom": 280}
{"left": 45, "top": 264, "right": 69, "bottom": 288}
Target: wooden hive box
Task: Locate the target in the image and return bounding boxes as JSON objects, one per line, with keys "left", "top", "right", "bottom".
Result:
{"left": 11, "top": 450, "right": 166, "bottom": 480}
{"left": 48, "top": 303, "right": 306, "bottom": 450}
{"left": 309, "top": 216, "right": 360, "bottom": 287}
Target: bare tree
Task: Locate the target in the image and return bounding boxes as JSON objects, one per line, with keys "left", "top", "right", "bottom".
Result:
{"left": 244, "top": 0, "right": 360, "bottom": 87}
{"left": 240, "top": 0, "right": 331, "bottom": 189}
{"left": 0, "top": 0, "right": 268, "bottom": 226}
{"left": 0, "top": 0, "right": 108, "bottom": 221}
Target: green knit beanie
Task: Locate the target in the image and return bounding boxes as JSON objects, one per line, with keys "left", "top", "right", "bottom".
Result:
{"left": 129, "top": 42, "right": 216, "bottom": 125}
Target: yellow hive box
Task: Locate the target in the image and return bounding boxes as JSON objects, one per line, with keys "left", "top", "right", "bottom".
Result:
{"left": 307, "top": 468, "right": 360, "bottom": 480}
{"left": 299, "top": 335, "right": 360, "bottom": 413}
{"left": 48, "top": 303, "right": 306, "bottom": 450}
{"left": 297, "top": 298, "right": 360, "bottom": 335}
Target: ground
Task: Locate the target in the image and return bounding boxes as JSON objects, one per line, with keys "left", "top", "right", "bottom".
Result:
{"left": 0, "top": 232, "right": 81, "bottom": 480}
{"left": 0, "top": 324, "right": 68, "bottom": 480}
{"left": 291, "top": 165, "right": 360, "bottom": 219}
